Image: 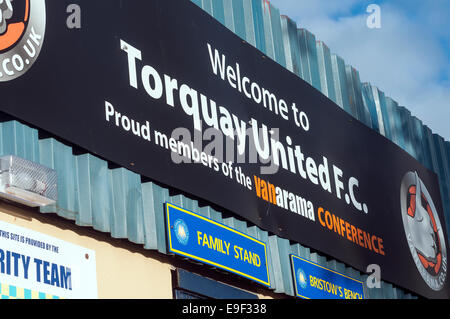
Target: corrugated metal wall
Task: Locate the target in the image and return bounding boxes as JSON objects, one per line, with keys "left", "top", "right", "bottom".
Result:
{"left": 6, "top": 0, "right": 450, "bottom": 299}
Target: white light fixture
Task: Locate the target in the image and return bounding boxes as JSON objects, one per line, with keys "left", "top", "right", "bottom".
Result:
{"left": 0, "top": 155, "right": 57, "bottom": 207}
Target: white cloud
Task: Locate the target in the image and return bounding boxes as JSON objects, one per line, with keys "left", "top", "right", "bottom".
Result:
{"left": 270, "top": 0, "right": 450, "bottom": 141}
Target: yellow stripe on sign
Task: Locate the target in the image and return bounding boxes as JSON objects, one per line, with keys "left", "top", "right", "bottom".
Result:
{"left": 16, "top": 287, "right": 25, "bottom": 299}
{"left": 1, "top": 284, "right": 9, "bottom": 296}
{"left": 0, "top": 283, "right": 62, "bottom": 299}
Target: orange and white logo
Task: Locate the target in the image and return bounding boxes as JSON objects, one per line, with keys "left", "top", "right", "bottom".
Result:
{"left": 0, "top": 0, "right": 46, "bottom": 81}
{"left": 400, "top": 171, "right": 447, "bottom": 291}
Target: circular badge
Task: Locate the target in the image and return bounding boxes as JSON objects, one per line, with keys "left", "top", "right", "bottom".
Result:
{"left": 174, "top": 219, "right": 189, "bottom": 246}
{"left": 296, "top": 268, "right": 308, "bottom": 289}
{"left": 0, "top": 0, "right": 46, "bottom": 81}
{"left": 400, "top": 171, "right": 447, "bottom": 291}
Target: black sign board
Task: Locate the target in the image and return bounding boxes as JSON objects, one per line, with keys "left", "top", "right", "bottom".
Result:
{"left": 0, "top": 0, "right": 448, "bottom": 298}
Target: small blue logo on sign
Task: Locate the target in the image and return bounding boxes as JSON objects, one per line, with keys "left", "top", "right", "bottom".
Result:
{"left": 297, "top": 268, "right": 308, "bottom": 289}
{"left": 174, "top": 219, "right": 189, "bottom": 245}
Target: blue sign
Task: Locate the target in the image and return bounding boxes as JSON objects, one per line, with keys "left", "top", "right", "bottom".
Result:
{"left": 166, "top": 203, "right": 270, "bottom": 286}
{"left": 291, "top": 255, "right": 365, "bottom": 299}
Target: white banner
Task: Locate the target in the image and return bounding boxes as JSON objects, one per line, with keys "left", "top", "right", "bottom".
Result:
{"left": 0, "top": 220, "right": 97, "bottom": 299}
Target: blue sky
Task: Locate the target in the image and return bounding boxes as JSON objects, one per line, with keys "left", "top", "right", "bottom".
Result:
{"left": 269, "top": 0, "right": 450, "bottom": 141}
